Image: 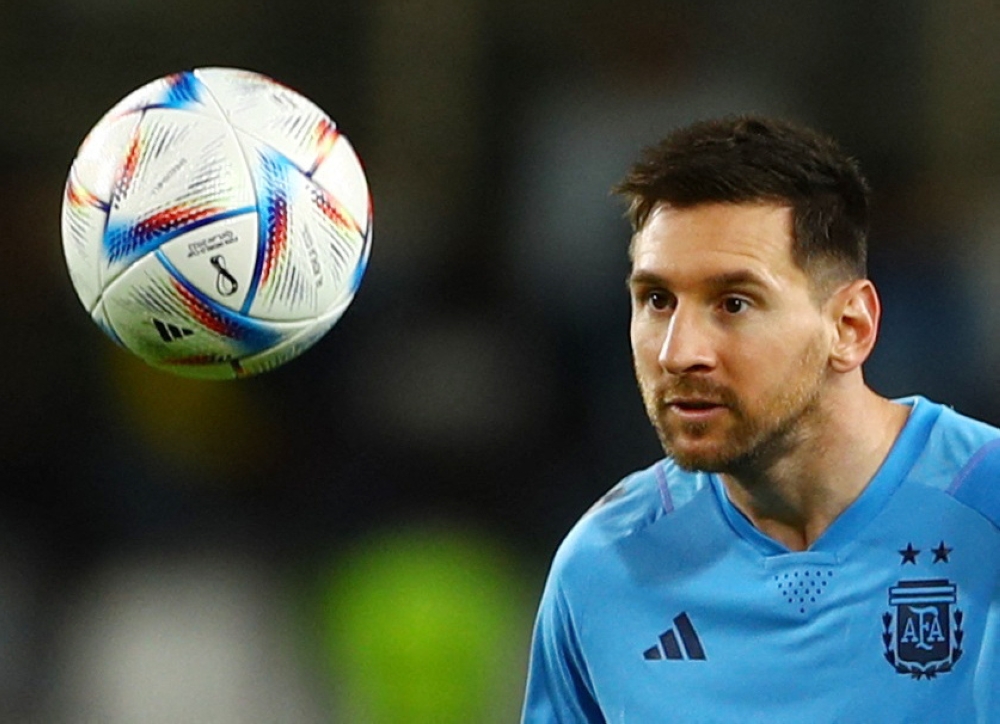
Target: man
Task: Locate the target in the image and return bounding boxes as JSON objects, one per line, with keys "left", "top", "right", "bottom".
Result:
{"left": 522, "top": 115, "right": 1000, "bottom": 723}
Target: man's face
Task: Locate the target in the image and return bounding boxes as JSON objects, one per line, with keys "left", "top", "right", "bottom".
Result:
{"left": 629, "top": 202, "right": 833, "bottom": 473}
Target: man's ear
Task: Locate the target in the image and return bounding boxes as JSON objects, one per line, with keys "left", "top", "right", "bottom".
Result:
{"left": 827, "top": 279, "right": 881, "bottom": 373}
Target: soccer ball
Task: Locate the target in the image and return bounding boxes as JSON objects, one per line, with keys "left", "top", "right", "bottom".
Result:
{"left": 61, "top": 67, "right": 372, "bottom": 379}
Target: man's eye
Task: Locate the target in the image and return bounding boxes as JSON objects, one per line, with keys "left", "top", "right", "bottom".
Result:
{"left": 722, "top": 297, "right": 750, "bottom": 314}
{"left": 647, "top": 292, "right": 672, "bottom": 310}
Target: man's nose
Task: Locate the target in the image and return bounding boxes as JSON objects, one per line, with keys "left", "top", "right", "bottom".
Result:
{"left": 658, "top": 305, "right": 717, "bottom": 375}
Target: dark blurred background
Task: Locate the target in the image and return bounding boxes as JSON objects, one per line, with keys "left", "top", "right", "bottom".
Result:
{"left": 2, "top": 1, "right": 1000, "bottom": 720}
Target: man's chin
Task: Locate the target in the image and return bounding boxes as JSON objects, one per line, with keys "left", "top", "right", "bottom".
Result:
{"left": 661, "top": 438, "right": 736, "bottom": 473}
{"left": 668, "top": 452, "right": 729, "bottom": 473}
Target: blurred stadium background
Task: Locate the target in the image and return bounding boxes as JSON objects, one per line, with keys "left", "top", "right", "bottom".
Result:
{"left": 2, "top": 0, "right": 1000, "bottom": 720}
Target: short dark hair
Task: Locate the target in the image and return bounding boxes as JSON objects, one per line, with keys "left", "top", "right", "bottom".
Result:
{"left": 614, "top": 115, "right": 870, "bottom": 288}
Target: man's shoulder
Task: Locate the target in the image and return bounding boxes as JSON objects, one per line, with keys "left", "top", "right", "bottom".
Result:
{"left": 906, "top": 396, "right": 1000, "bottom": 483}
{"left": 924, "top": 397, "right": 1000, "bottom": 451}
{"left": 549, "top": 459, "right": 711, "bottom": 575}
{"left": 907, "top": 396, "right": 1000, "bottom": 530}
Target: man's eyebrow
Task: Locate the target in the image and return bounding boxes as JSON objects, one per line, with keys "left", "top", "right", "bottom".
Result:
{"left": 626, "top": 269, "right": 666, "bottom": 288}
{"left": 626, "top": 268, "right": 774, "bottom": 290}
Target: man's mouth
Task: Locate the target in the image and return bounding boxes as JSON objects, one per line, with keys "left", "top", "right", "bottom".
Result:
{"left": 663, "top": 398, "right": 728, "bottom": 420}
{"left": 667, "top": 398, "right": 724, "bottom": 410}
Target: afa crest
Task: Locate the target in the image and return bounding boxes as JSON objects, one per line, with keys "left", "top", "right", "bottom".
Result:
{"left": 882, "top": 579, "right": 963, "bottom": 679}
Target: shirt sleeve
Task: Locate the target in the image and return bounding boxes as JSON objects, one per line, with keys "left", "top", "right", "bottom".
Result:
{"left": 521, "top": 575, "right": 605, "bottom": 723}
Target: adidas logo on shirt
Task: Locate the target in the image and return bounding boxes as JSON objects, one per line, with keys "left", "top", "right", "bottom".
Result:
{"left": 643, "top": 612, "right": 706, "bottom": 661}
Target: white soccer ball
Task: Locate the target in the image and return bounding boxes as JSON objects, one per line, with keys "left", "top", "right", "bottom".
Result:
{"left": 61, "top": 67, "right": 372, "bottom": 379}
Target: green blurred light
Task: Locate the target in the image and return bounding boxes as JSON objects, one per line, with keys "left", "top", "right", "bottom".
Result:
{"left": 320, "top": 524, "right": 526, "bottom": 724}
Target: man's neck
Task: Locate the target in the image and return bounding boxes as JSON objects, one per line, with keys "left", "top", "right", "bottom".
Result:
{"left": 719, "top": 387, "right": 910, "bottom": 552}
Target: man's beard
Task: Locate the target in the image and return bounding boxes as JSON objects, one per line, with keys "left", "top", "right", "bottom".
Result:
{"left": 638, "top": 343, "right": 828, "bottom": 474}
